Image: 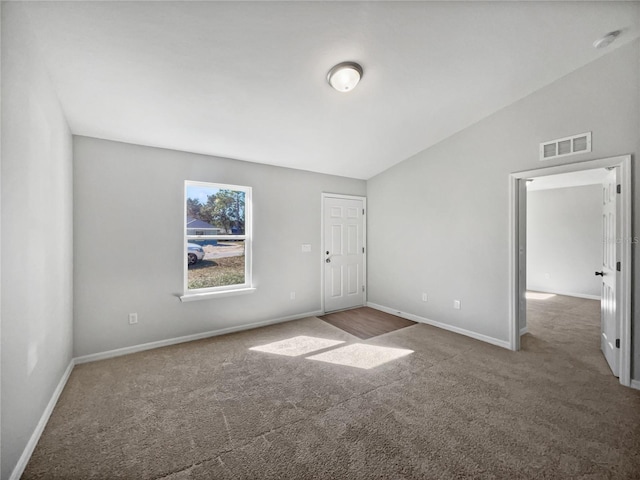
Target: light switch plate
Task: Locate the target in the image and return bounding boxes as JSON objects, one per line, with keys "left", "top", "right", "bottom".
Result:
{"left": 301, "top": 244, "right": 311, "bottom": 253}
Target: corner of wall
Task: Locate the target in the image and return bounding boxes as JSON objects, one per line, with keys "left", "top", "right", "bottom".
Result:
{"left": 1, "top": 5, "right": 74, "bottom": 478}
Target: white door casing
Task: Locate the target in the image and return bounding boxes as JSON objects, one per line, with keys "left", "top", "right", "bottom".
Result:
{"left": 322, "top": 195, "right": 365, "bottom": 312}
{"left": 600, "top": 168, "right": 618, "bottom": 376}
{"left": 518, "top": 178, "right": 527, "bottom": 343}
{"left": 509, "top": 155, "right": 631, "bottom": 388}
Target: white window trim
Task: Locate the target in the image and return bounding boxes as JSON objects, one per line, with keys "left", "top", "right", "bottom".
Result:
{"left": 182, "top": 180, "right": 253, "bottom": 300}
{"left": 179, "top": 287, "right": 256, "bottom": 302}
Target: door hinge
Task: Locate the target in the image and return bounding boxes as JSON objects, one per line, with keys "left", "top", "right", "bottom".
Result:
{"left": 362, "top": 246, "right": 365, "bottom": 253}
{"left": 616, "top": 339, "right": 620, "bottom": 349}
{"left": 362, "top": 208, "right": 365, "bottom": 215}
{"left": 617, "top": 184, "right": 621, "bottom": 194}
{"left": 616, "top": 261, "right": 621, "bottom": 272}
{"left": 362, "top": 285, "right": 365, "bottom": 292}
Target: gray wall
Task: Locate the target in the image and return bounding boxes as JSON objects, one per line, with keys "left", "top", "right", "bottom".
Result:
{"left": 367, "top": 40, "right": 639, "bottom": 377}
{"left": 527, "top": 185, "right": 602, "bottom": 298}
{"left": 73, "top": 136, "right": 365, "bottom": 357}
{"left": 1, "top": 5, "right": 74, "bottom": 479}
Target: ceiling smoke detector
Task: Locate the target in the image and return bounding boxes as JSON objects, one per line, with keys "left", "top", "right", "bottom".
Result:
{"left": 593, "top": 30, "right": 621, "bottom": 49}
{"left": 327, "top": 62, "right": 363, "bottom": 92}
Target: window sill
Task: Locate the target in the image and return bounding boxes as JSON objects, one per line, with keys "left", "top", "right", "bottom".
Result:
{"left": 179, "top": 287, "right": 256, "bottom": 302}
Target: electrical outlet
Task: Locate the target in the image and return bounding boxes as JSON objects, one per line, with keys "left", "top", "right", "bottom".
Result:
{"left": 422, "top": 293, "right": 428, "bottom": 302}
{"left": 128, "top": 313, "right": 138, "bottom": 324}
{"left": 453, "top": 300, "right": 461, "bottom": 310}
{"left": 290, "top": 291, "right": 296, "bottom": 300}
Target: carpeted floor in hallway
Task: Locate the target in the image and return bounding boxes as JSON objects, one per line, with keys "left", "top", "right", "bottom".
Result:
{"left": 23, "top": 295, "right": 640, "bottom": 479}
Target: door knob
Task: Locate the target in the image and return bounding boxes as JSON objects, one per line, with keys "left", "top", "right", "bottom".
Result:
{"left": 325, "top": 258, "right": 331, "bottom": 263}
{"left": 595, "top": 271, "right": 604, "bottom": 276}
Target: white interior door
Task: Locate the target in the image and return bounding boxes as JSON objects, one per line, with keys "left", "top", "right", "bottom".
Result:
{"left": 600, "top": 168, "right": 618, "bottom": 376}
{"left": 323, "top": 196, "right": 365, "bottom": 312}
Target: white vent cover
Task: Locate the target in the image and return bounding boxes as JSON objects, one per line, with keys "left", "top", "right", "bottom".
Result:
{"left": 540, "top": 132, "right": 591, "bottom": 161}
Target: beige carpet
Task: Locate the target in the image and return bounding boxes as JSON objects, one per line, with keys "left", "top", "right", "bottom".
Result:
{"left": 23, "top": 295, "right": 640, "bottom": 479}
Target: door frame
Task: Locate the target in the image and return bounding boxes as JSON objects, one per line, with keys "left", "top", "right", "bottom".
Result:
{"left": 321, "top": 193, "right": 367, "bottom": 314}
{"left": 508, "top": 155, "right": 632, "bottom": 387}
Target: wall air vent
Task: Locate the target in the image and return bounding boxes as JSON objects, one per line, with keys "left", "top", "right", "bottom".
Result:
{"left": 539, "top": 132, "right": 591, "bottom": 161}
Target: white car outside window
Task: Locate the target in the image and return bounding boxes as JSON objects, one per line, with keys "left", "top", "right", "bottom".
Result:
{"left": 187, "top": 243, "right": 204, "bottom": 265}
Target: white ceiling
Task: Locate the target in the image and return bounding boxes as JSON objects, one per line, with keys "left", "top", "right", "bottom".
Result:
{"left": 16, "top": 1, "right": 640, "bottom": 179}
{"left": 527, "top": 168, "right": 610, "bottom": 192}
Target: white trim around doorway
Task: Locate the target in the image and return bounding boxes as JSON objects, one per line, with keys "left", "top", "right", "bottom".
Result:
{"left": 508, "top": 155, "right": 632, "bottom": 388}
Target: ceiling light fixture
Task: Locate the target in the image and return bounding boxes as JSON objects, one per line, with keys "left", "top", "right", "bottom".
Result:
{"left": 593, "top": 30, "right": 621, "bottom": 49}
{"left": 327, "top": 61, "right": 363, "bottom": 92}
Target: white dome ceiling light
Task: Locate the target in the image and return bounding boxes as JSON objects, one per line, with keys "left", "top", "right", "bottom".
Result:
{"left": 593, "top": 30, "right": 622, "bottom": 49}
{"left": 327, "top": 62, "right": 363, "bottom": 92}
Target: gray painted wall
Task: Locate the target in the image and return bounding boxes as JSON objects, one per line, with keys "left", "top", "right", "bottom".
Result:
{"left": 2, "top": 13, "right": 639, "bottom": 479}
{"left": 73, "top": 137, "right": 365, "bottom": 357}
{"left": 367, "top": 40, "right": 639, "bottom": 377}
{"left": 527, "top": 185, "right": 602, "bottom": 299}
{"left": 1, "top": 5, "right": 74, "bottom": 479}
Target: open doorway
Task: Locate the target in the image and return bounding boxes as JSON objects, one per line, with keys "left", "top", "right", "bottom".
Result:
{"left": 525, "top": 168, "right": 615, "bottom": 376}
{"left": 509, "top": 155, "right": 632, "bottom": 387}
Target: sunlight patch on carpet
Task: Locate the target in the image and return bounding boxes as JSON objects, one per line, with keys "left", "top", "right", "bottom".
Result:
{"left": 526, "top": 291, "right": 556, "bottom": 300}
{"left": 249, "top": 336, "right": 345, "bottom": 357}
{"left": 306, "top": 343, "right": 413, "bottom": 369}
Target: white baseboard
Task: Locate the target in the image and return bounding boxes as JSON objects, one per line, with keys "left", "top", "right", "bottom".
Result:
{"left": 10, "top": 359, "right": 75, "bottom": 480}
{"left": 74, "top": 310, "right": 323, "bottom": 364}
{"left": 10, "top": 308, "right": 634, "bottom": 480}
{"left": 10, "top": 310, "right": 323, "bottom": 478}
{"left": 527, "top": 288, "right": 600, "bottom": 301}
{"left": 367, "top": 302, "right": 511, "bottom": 350}
{"left": 520, "top": 326, "right": 529, "bottom": 336}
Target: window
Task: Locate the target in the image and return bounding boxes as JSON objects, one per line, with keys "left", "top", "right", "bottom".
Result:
{"left": 183, "top": 181, "right": 253, "bottom": 299}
